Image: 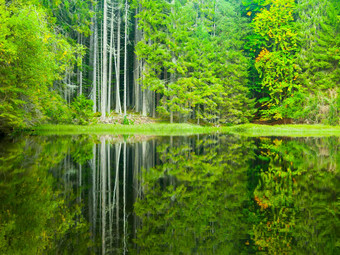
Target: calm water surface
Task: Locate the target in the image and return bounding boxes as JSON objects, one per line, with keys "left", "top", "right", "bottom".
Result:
{"left": 0, "top": 134, "right": 339, "bottom": 254}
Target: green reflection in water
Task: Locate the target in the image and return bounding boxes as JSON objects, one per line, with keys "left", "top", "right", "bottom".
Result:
{"left": 134, "top": 136, "right": 340, "bottom": 255}
{"left": 0, "top": 136, "right": 93, "bottom": 254}
{"left": 133, "top": 135, "right": 256, "bottom": 254}
{"left": 250, "top": 137, "right": 340, "bottom": 254}
{"left": 0, "top": 135, "right": 339, "bottom": 254}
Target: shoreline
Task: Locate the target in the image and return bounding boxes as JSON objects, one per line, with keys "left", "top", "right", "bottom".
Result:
{"left": 29, "top": 123, "right": 340, "bottom": 137}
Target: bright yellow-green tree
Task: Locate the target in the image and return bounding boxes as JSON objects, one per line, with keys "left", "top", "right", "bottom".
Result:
{"left": 252, "top": 0, "right": 300, "bottom": 119}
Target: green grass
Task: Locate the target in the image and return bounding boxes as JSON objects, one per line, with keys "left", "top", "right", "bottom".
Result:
{"left": 32, "top": 123, "right": 222, "bottom": 136}
{"left": 31, "top": 123, "right": 340, "bottom": 137}
{"left": 229, "top": 124, "right": 340, "bottom": 137}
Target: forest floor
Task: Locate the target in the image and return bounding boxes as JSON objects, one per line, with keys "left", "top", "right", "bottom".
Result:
{"left": 32, "top": 123, "right": 340, "bottom": 137}
{"left": 101, "top": 113, "right": 160, "bottom": 125}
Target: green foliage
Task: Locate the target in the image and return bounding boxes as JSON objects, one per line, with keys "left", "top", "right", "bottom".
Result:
{"left": 134, "top": 136, "right": 256, "bottom": 253}
{"left": 122, "top": 115, "right": 134, "bottom": 125}
{"left": 137, "top": 0, "right": 253, "bottom": 124}
{"left": 251, "top": 137, "right": 340, "bottom": 253}
{"left": 289, "top": 89, "right": 340, "bottom": 125}
{"left": 39, "top": 0, "right": 94, "bottom": 36}
{"left": 44, "top": 92, "right": 73, "bottom": 124}
{"left": 245, "top": 0, "right": 340, "bottom": 122}
{"left": 0, "top": 136, "right": 92, "bottom": 254}
{"left": 70, "top": 95, "right": 94, "bottom": 125}
{"left": 0, "top": 0, "right": 84, "bottom": 133}
{"left": 251, "top": 0, "right": 300, "bottom": 120}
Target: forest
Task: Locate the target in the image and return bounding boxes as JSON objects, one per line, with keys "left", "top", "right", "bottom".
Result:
{"left": 1, "top": 0, "right": 340, "bottom": 133}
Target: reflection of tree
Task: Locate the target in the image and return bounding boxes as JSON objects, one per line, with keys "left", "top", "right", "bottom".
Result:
{"left": 251, "top": 137, "right": 340, "bottom": 254}
{"left": 1, "top": 135, "right": 338, "bottom": 254}
{"left": 0, "top": 136, "right": 92, "bottom": 254}
{"left": 134, "top": 135, "right": 256, "bottom": 254}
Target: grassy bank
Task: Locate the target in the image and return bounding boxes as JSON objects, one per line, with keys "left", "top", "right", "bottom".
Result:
{"left": 32, "top": 123, "right": 340, "bottom": 137}
{"left": 32, "top": 123, "right": 222, "bottom": 136}
{"left": 230, "top": 124, "right": 340, "bottom": 137}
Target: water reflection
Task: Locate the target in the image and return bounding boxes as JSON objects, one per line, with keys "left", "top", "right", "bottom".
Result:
{"left": 0, "top": 135, "right": 339, "bottom": 254}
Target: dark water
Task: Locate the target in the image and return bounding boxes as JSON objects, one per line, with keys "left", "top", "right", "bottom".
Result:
{"left": 0, "top": 134, "right": 339, "bottom": 254}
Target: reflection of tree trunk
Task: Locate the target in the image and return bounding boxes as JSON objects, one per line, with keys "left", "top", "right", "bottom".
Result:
{"left": 92, "top": 144, "right": 97, "bottom": 244}
{"left": 101, "top": 138, "right": 107, "bottom": 254}
{"left": 133, "top": 143, "right": 139, "bottom": 244}
{"left": 115, "top": 143, "right": 121, "bottom": 247}
{"left": 78, "top": 163, "right": 82, "bottom": 204}
{"left": 123, "top": 142, "right": 127, "bottom": 254}
{"left": 107, "top": 143, "right": 113, "bottom": 251}
{"left": 87, "top": 139, "right": 160, "bottom": 252}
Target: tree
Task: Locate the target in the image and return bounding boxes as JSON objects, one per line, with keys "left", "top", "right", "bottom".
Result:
{"left": 293, "top": 0, "right": 340, "bottom": 125}
{"left": 136, "top": 0, "right": 253, "bottom": 124}
{"left": 0, "top": 0, "right": 82, "bottom": 132}
{"left": 251, "top": 0, "right": 300, "bottom": 120}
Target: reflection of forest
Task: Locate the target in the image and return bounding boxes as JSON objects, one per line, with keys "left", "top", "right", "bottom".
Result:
{"left": 0, "top": 136, "right": 92, "bottom": 254}
{"left": 134, "top": 135, "right": 256, "bottom": 254}
{"left": 0, "top": 135, "right": 339, "bottom": 254}
{"left": 250, "top": 137, "right": 340, "bottom": 254}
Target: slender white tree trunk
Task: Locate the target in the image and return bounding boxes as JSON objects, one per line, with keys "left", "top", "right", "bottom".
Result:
{"left": 93, "top": 14, "right": 98, "bottom": 112}
{"left": 115, "top": 5, "right": 122, "bottom": 114}
{"left": 123, "top": 1, "right": 128, "bottom": 116}
{"left": 101, "top": 0, "right": 108, "bottom": 119}
{"left": 108, "top": 1, "right": 115, "bottom": 113}
{"left": 79, "top": 34, "right": 83, "bottom": 95}
{"left": 142, "top": 60, "right": 147, "bottom": 116}
{"left": 170, "top": 0, "right": 176, "bottom": 123}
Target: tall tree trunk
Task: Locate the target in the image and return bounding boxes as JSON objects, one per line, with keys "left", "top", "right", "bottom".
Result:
{"left": 142, "top": 60, "right": 147, "bottom": 116}
{"left": 124, "top": 0, "right": 129, "bottom": 116}
{"left": 107, "top": 1, "right": 115, "bottom": 113}
{"left": 93, "top": 13, "right": 98, "bottom": 112}
{"left": 115, "top": 5, "right": 122, "bottom": 114}
{"left": 101, "top": 0, "right": 108, "bottom": 119}
{"left": 170, "top": 0, "right": 176, "bottom": 123}
{"left": 79, "top": 34, "right": 83, "bottom": 95}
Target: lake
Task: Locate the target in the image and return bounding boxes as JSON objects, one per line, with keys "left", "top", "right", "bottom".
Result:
{"left": 0, "top": 134, "right": 339, "bottom": 254}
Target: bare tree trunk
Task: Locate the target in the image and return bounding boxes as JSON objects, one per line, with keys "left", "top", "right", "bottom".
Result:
{"left": 170, "top": 0, "right": 176, "bottom": 123}
{"left": 142, "top": 60, "right": 147, "bottom": 116}
{"left": 107, "top": 1, "right": 115, "bottom": 113}
{"left": 115, "top": 5, "right": 122, "bottom": 114}
{"left": 93, "top": 13, "right": 98, "bottom": 112}
{"left": 79, "top": 34, "right": 83, "bottom": 95}
{"left": 123, "top": 0, "right": 129, "bottom": 116}
{"left": 101, "top": 0, "right": 108, "bottom": 119}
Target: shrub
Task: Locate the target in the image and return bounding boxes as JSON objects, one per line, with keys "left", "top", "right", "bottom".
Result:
{"left": 70, "top": 95, "right": 94, "bottom": 125}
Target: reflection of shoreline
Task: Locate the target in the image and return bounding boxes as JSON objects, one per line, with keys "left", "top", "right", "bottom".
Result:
{"left": 93, "top": 134, "right": 157, "bottom": 144}
{"left": 1, "top": 135, "right": 339, "bottom": 254}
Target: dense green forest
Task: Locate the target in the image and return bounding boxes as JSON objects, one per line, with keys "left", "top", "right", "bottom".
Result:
{"left": 1, "top": 0, "right": 340, "bottom": 133}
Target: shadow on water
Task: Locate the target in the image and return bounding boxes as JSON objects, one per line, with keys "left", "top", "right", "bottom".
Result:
{"left": 0, "top": 134, "right": 339, "bottom": 254}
